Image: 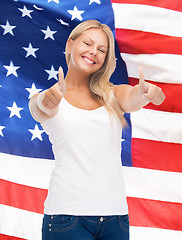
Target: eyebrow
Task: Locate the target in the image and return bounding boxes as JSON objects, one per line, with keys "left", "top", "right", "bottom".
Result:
{"left": 84, "top": 37, "right": 108, "bottom": 48}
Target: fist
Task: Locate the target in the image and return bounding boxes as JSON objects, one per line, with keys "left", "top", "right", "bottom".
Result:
{"left": 139, "top": 67, "right": 165, "bottom": 105}
{"left": 42, "top": 66, "right": 66, "bottom": 109}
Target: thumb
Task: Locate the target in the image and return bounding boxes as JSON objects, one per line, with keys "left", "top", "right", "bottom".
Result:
{"left": 139, "top": 66, "right": 148, "bottom": 94}
{"left": 58, "top": 66, "right": 66, "bottom": 95}
{"left": 139, "top": 66, "right": 145, "bottom": 86}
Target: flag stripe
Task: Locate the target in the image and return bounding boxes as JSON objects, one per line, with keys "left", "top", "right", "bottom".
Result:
{"left": 115, "top": 29, "right": 182, "bottom": 55}
{"left": 123, "top": 167, "right": 182, "bottom": 203}
{"left": 113, "top": 3, "right": 182, "bottom": 37}
{"left": 0, "top": 234, "right": 25, "bottom": 240}
{"left": 0, "top": 179, "right": 47, "bottom": 214}
{"left": 112, "top": 0, "right": 182, "bottom": 12}
{"left": 0, "top": 204, "right": 43, "bottom": 240}
{"left": 2, "top": 206, "right": 182, "bottom": 240}
{"left": 129, "top": 78, "right": 182, "bottom": 113}
{"left": 130, "top": 227, "right": 182, "bottom": 240}
{"left": 1, "top": 165, "right": 181, "bottom": 216}
{"left": 131, "top": 108, "right": 182, "bottom": 144}
{"left": 132, "top": 138, "right": 182, "bottom": 172}
{"left": 0, "top": 152, "right": 54, "bottom": 189}
{"left": 127, "top": 197, "right": 182, "bottom": 230}
{"left": 121, "top": 53, "right": 182, "bottom": 84}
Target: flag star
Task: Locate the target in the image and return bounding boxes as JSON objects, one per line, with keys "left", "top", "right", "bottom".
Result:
{"left": 0, "top": 126, "right": 5, "bottom": 137}
{"left": 41, "top": 26, "right": 57, "bottom": 40}
{"left": 48, "top": 0, "right": 59, "bottom": 3}
{"left": 28, "top": 124, "right": 44, "bottom": 141}
{"left": 89, "top": 0, "right": 101, "bottom": 4}
{"left": 18, "top": 5, "right": 34, "bottom": 18}
{"left": 25, "top": 83, "right": 42, "bottom": 99}
{"left": 121, "top": 138, "right": 125, "bottom": 149}
{"left": 23, "top": 43, "right": 39, "bottom": 58}
{"left": 45, "top": 65, "right": 58, "bottom": 80}
{"left": 67, "top": 6, "right": 85, "bottom": 21}
{"left": 33, "top": 4, "right": 43, "bottom": 10}
{"left": 0, "top": 20, "right": 16, "bottom": 36}
{"left": 57, "top": 19, "right": 69, "bottom": 26}
{"left": 7, "top": 102, "right": 23, "bottom": 118}
{"left": 3, "top": 61, "right": 20, "bottom": 77}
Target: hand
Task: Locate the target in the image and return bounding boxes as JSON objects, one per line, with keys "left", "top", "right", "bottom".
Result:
{"left": 42, "top": 66, "right": 66, "bottom": 109}
{"left": 139, "top": 67, "right": 165, "bottom": 105}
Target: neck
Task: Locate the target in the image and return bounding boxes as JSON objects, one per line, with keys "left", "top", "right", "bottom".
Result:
{"left": 65, "top": 67, "right": 90, "bottom": 90}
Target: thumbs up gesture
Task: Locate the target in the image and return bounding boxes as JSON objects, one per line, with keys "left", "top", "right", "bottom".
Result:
{"left": 42, "top": 66, "right": 66, "bottom": 109}
{"left": 29, "top": 66, "right": 66, "bottom": 122}
{"left": 138, "top": 67, "right": 165, "bottom": 105}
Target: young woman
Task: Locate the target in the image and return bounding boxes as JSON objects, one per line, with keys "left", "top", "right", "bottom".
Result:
{"left": 29, "top": 20, "right": 165, "bottom": 240}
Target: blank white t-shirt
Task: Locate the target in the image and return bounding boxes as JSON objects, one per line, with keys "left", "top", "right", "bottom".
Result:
{"left": 42, "top": 97, "right": 128, "bottom": 216}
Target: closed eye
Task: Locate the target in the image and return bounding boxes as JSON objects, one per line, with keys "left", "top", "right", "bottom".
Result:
{"left": 99, "top": 49, "right": 105, "bottom": 53}
{"left": 84, "top": 42, "right": 90, "bottom": 46}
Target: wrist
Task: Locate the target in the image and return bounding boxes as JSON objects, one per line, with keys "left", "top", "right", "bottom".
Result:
{"left": 37, "top": 91, "right": 59, "bottom": 116}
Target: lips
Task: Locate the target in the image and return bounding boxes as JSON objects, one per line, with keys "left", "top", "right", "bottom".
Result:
{"left": 82, "top": 56, "right": 96, "bottom": 65}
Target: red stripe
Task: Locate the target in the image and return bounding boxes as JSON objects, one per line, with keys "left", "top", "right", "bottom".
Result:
{"left": 129, "top": 78, "right": 182, "bottom": 113}
{"left": 115, "top": 29, "right": 182, "bottom": 55}
{"left": 132, "top": 138, "right": 182, "bottom": 172}
{"left": 127, "top": 197, "right": 182, "bottom": 230}
{"left": 0, "top": 179, "right": 47, "bottom": 214}
{"left": 0, "top": 234, "right": 26, "bottom": 240}
{"left": 111, "top": 0, "right": 182, "bottom": 12}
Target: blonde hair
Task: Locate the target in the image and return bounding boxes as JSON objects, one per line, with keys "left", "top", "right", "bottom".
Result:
{"left": 65, "top": 20, "right": 125, "bottom": 125}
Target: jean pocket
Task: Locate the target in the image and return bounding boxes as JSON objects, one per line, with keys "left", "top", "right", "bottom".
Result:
{"left": 50, "top": 215, "right": 78, "bottom": 232}
{"left": 118, "top": 214, "right": 129, "bottom": 232}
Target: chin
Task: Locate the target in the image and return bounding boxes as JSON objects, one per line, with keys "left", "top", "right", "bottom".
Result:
{"left": 78, "top": 65, "right": 97, "bottom": 76}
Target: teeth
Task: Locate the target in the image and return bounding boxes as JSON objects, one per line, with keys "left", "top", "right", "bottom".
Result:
{"left": 84, "top": 57, "right": 94, "bottom": 64}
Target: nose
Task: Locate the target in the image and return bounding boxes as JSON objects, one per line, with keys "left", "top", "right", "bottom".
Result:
{"left": 89, "top": 46, "right": 97, "bottom": 56}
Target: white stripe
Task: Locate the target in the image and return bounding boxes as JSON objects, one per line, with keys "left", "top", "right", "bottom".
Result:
{"left": 131, "top": 108, "right": 182, "bottom": 144}
{"left": 0, "top": 152, "right": 54, "bottom": 189}
{"left": 112, "top": 3, "right": 182, "bottom": 37}
{"left": 130, "top": 226, "right": 182, "bottom": 240}
{"left": 0, "top": 204, "right": 43, "bottom": 240}
{"left": 123, "top": 166, "right": 182, "bottom": 203}
{"left": 121, "top": 53, "right": 182, "bottom": 84}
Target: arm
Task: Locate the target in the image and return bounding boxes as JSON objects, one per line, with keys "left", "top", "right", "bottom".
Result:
{"left": 29, "top": 67, "right": 66, "bottom": 123}
{"left": 114, "top": 67, "right": 165, "bottom": 113}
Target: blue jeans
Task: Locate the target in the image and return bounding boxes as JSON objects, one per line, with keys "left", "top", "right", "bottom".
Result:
{"left": 42, "top": 214, "right": 129, "bottom": 240}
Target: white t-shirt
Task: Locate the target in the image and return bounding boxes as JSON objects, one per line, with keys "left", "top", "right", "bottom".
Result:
{"left": 42, "top": 97, "right": 128, "bottom": 216}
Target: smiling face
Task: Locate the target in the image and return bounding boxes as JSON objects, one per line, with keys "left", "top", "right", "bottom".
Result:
{"left": 66, "top": 28, "right": 108, "bottom": 77}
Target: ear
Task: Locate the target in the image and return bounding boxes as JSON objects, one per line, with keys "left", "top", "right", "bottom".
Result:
{"left": 66, "top": 39, "right": 73, "bottom": 54}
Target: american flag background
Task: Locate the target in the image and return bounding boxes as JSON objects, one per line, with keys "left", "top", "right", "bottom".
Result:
{"left": 0, "top": 0, "right": 182, "bottom": 239}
